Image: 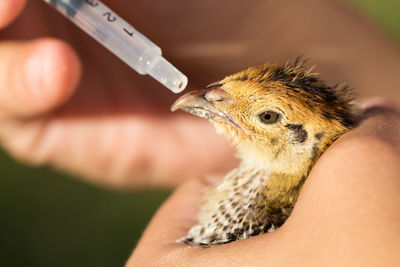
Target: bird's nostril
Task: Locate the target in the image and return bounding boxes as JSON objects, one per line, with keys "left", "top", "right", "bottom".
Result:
{"left": 205, "top": 88, "right": 230, "bottom": 102}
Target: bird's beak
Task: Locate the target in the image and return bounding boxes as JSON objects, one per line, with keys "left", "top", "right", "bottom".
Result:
{"left": 171, "top": 81, "right": 231, "bottom": 113}
{"left": 171, "top": 89, "right": 219, "bottom": 113}
{"left": 171, "top": 84, "right": 232, "bottom": 112}
{"left": 171, "top": 87, "right": 240, "bottom": 128}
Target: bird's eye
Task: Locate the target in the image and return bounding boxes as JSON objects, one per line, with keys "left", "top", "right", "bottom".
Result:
{"left": 258, "top": 111, "right": 280, "bottom": 124}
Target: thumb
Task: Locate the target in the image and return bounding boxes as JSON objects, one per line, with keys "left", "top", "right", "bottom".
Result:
{"left": 0, "top": 38, "right": 81, "bottom": 118}
{"left": 0, "top": 0, "right": 26, "bottom": 28}
{"left": 128, "top": 178, "right": 207, "bottom": 266}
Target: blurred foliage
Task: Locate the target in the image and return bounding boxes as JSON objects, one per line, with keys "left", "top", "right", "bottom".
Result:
{"left": 1, "top": 1, "right": 400, "bottom": 267}
{"left": 0, "top": 149, "right": 170, "bottom": 267}
{"left": 346, "top": 0, "right": 400, "bottom": 43}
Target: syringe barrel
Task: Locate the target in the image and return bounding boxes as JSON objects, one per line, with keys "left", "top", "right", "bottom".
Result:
{"left": 45, "top": 0, "right": 161, "bottom": 74}
{"left": 43, "top": 0, "right": 188, "bottom": 92}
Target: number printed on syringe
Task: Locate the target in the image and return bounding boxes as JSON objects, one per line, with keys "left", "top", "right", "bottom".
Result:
{"left": 43, "top": 0, "right": 188, "bottom": 93}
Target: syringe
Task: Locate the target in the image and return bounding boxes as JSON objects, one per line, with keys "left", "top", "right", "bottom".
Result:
{"left": 42, "top": 0, "right": 188, "bottom": 93}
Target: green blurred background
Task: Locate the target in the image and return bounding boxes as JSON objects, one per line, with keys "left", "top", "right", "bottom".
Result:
{"left": 1, "top": 1, "right": 399, "bottom": 266}
{"left": 0, "top": 147, "right": 170, "bottom": 267}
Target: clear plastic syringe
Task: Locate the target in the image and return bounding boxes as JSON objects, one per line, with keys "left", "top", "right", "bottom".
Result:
{"left": 43, "top": 0, "right": 188, "bottom": 93}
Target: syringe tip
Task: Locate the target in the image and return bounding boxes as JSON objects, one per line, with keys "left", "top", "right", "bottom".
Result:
{"left": 147, "top": 56, "right": 188, "bottom": 93}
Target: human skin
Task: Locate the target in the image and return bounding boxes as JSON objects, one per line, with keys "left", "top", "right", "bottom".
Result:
{"left": 0, "top": 0, "right": 400, "bottom": 188}
{"left": 128, "top": 102, "right": 400, "bottom": 267}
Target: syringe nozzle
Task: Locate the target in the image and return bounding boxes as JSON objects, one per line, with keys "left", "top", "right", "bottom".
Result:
{"left": 147, "top": 56, "right": 188, "bottom": 93}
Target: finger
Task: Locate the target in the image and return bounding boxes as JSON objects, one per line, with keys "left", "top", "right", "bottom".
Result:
{"left": 128, "top": 178, "right": 207, "bottom": 266}
{"left": 284, "top": 103, "right": 400, "bottom": 264}
{"left": 292, "top": 101, "right": 400, "bottom": 230}
{"left": 0, "top": 38, "right": 81, "bottom": 118}
{"left": 128, "top": 177, "right": 272, "bottom": 267}
{"left": 0, "top": 0, "right": 26, "bottom": 28}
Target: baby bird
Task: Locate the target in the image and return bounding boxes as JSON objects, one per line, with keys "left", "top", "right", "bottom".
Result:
{"left": 171, "top": 58, "right": 357, "bottom": 246}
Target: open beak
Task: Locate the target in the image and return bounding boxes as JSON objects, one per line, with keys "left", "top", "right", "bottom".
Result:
{"left": 171, "top": 87, "right": 241, "bottom": 129}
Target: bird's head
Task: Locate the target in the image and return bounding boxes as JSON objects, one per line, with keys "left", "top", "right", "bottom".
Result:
{"left": 172, "top": 60, "right": 356, "bottom": 175}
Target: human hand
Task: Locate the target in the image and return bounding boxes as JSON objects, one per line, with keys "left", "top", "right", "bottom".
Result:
{"left": 0, "top": 0, "right": 236, "bottom": 187}
{"left": 1, "top": 0, "right": 400, "bottom": 188}
{"left": 128, "top": 100, "right": 400, "bottom": 266}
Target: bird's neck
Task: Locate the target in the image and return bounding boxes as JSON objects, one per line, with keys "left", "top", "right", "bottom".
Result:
{"left": 230, "top": 133, "right": 343, "bottom": 225}
{"left": 262, "top": 171, "right": 307, "bottom": 225}
{"left": 235, "top": 152, "right": 319, "bottom": 226}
